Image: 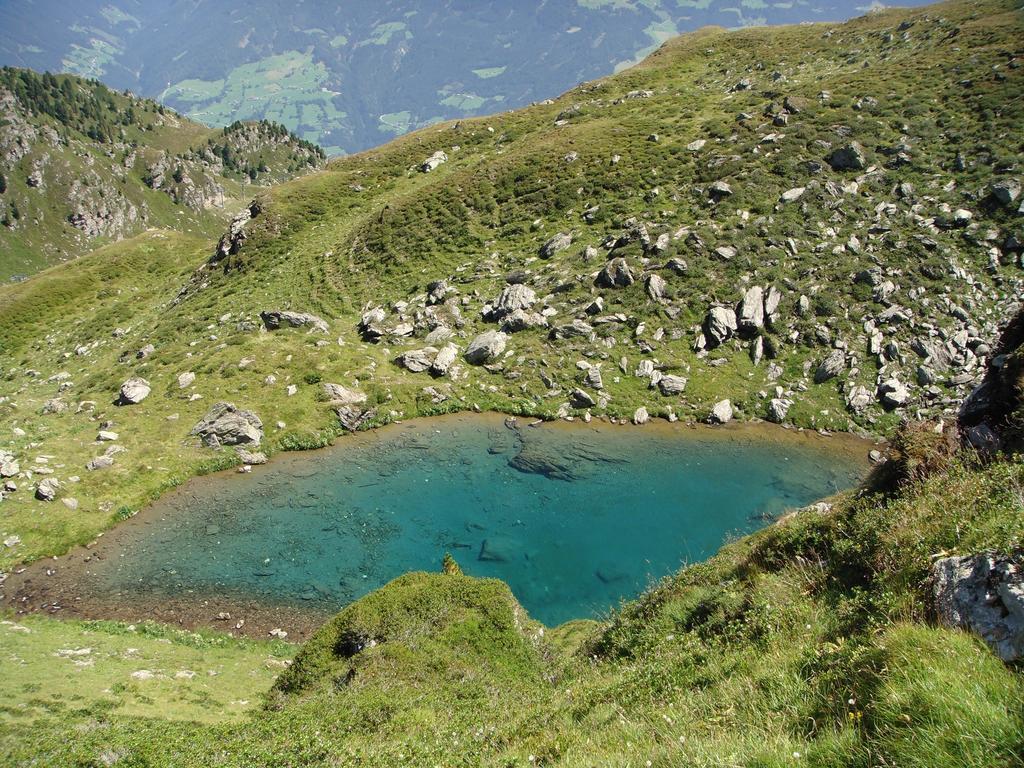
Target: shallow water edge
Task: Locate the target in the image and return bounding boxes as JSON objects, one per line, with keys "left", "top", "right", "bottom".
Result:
{"left": 1, "top": 412, "right": 879, "bottom": 641}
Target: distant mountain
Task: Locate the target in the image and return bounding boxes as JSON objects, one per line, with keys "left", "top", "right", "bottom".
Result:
{"left": 0, "top": 0, "right": 932, "bottom": 155}
{"left": 0, "top": 67, "right": 324, "bottom": 280}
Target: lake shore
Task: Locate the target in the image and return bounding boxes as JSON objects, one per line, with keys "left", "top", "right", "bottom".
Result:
{"left": 0, "top": 411, "right": 881, "bottom": 642}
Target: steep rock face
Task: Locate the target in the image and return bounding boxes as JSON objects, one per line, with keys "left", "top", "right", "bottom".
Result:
{"left": 959, "top": 309, "right": 1024, "bottom": 452}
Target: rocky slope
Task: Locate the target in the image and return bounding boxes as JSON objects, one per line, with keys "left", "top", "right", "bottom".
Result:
{"left": 0, "top": 1, "right": 1022, "bottom": 764}
{"left": 0, "top": 68, "right": 325, "bottom": 281}
{"left": 0, "top": 0, "right": 1021, "bottom": 572}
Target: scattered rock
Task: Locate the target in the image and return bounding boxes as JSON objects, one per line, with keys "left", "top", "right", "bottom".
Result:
{"left": 597, "top": 258, "right": 635, "bottom": 288}
{"left": 932, "top": 551, "right": 1024, "bottom": 662}
{"left": 396, "top": 347, "right": 439, "bottom": 373}
{"left": 814, "top": 350, "right": 846, "bottom": 383}
{"left": 260, "top": 311, "right": 329, "bottom": 333}
{"left": 539, "top": 232, "right": 572, "bottom": 258}
{"left": 632, "top": 407, "right": 650, "bottom": 425}
{"left": 704, "top": 306, "right": 738, "bottom": 347}
{"left": 465, "top": 330, "right": 508, "bottom": 364}
{"left": 430, "top": 343, "right": 459, "bottom": 376}
{"left": 878, "top": 378, "right": 911, "bottom": 409}
{"left": 177, "top": 372, "right": 196, "bottom": 389}
{"left": 190, "top": 402, "right": 263, "bottom": 448}
{"left": 709, "top": 399, "right": 733, "bottom": 424}
{"left": 767, "top": 398, "right": 791, "bottom": 423}
{"left": 117, "top": 378, "right": 151, "bottom": 405}
{"left": 826, "top": 142, "right": 867, "bottom": 171}
{"left": 657, "top": 375, "right": 687, "bottom": 396}
{"left": 420, "top": 150, "right": 447, "bottom": 172}
{"left": 35, "top": 477, "right": 59, "bottom": 501}
{"left": 322, "top": 383, "right": 367, "bottom": 405}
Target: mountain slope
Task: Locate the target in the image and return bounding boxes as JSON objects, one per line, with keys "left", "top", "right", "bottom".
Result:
{"left": 0, "top": 0, "right": 1021, "bottom": 573}
{"left": 0, "top": 67, "right": 325, "bottom": 280}
{"left": 0, "top": 0, "right": 934, "bottom": 155}
{"left": 0, "top": 1, "right": 1022, "bottom": 764}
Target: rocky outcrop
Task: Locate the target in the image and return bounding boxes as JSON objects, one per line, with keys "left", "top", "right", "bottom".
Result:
{"left": 190, "top": 402, "right": 263, "bottom": 448}
{"left": 932, "top": 551, "right": 1024, "bottom": 662}
{"left": 261, "top": 310, "right": 329, "bottom": 333}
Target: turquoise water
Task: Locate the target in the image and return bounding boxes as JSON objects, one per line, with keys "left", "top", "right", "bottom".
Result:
{"left": 97, "top": 415, "right": 865, "bottom": 626}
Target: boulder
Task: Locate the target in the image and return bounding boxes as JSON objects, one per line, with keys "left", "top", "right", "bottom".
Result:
{"left": 704, "top": 306, "right": 738, "bottom": 347}
{"left": 932, "top": 552, "right": 1024, "bottom": 662}
{"left": 570, "top": 388, "right": 596, "bottom": 408}
{"left": 990, "top": 179, "right": 1021, "bottom": 207}
{"left": 708, "top": 180, "right": 733, "bottom": 199}
{"left": 549, "top": 320, "right": 594, "bottom": 341}
{"left": 539, "top": 232, "right": 572, "bottom": 258}
{"left": 845, "top": 385, "right": 873, "bottom": 414}
{"left": 597, "top": 258, "right": 635, "bottom": 288}
{"left": 767, "top": 398, "right": 791, "bottom": 423}
{"left": 645, "top": 274, "right": 667, "bottom": 301}
{"left": 465, "top": 330, "right": 508, "bottom": 364}
{"left": 260, "top": 310, "right": 329, "bottom": 333}
{"left": 396, "top": 347, "right": 438, "bottom": 373}
{"left": 657, "top": 375, "right": 687, "bottom": 396}
{"left": 501, "top": 309, "right": 548, "bottom": 333}
{"left": 632, "top": 407, "right": 650, "bottom": 425}
{"left": 826, "top": 142, "right": 867, "bottom": 171}
{"left": 86, "top": 455, "right": 114, "bottom": 471}
{"left": 177, "top": 371, "right": 196, "bottom": 389}
{"left": 190, "top": 402, "right": 263, "bottom": 448}
{"left": 878, "top": 378, "right": 911, "bottom": 409}
{"left": 236, "top": 448, "right": 268, "bottom": 465}
{"left": 41, "top": 398, "right": 67, "bottom": 415}
{"left": 322, "top": 383, "right": 367, "bottom": 405}
{"left": 430, "top": 343, "right": 459, "bottom": 377}
{"left": 118, "top": 378, "right": 151, "bottom": 405}
{"left": 780, "top": 187, "right": 805, "bottom": 203}
{"left": 35, "top": 477, "right": 59, "bottom": 502}
{"left": 737, "top": 286, "right": 765, "bottom": 332}
{"left": 489, "top": 284, "right": 537, "bottom": 320}
{"left": 814, "top": 350, "right": 846, "bottom": 383}
{"left": 335, "top": 406, "right": 376, "bottom": 432}
{"left": 420, "top": 150, "right": 447, "bottom": 172}
{"left": 709, "top": 399, "right": 733, "bottom": 424}
{"left": 426, "top": 280, "right": 449, "bottom": 305}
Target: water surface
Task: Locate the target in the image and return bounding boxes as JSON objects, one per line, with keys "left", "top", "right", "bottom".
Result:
{"left": 89, "top": 414, "right": 867, "bottom": 626}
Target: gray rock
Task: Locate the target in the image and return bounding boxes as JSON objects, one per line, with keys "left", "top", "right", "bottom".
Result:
{"left": 396, "top": 347, "right": 439, "bottom": 373}
{"left": 322, "top": 383, "right": 367, "bottom": 405}
{"left": 767, "top": 398, "right": 791, "bottom": 423}
{"left": 878, "top": 378, "right": 911, "bottom": 409}
{"left": 426, "top": 280, "right": 449, "bottom": 305}
{"left": 708, "top": 180, "right": 733, "bottom": 198}
{"left": 780, "top": 187, "right": 805, "bottom": 203}
{"left": 738, "top": 286, "right": 765, "bottom": 332}
{"left": 632, "top": 406, "right": 650, "bottom": 425}
{"left": 540, "top": 232, "right": 573, "bottom": 258}
{"left": 570, "top": 388, "right": 596, "bottom": 408}
{"left": 190, "top": 402, "right": 263, "bottom": 448}
{"left": 549, "top": 319, "right": 594, "bottom": 341}
{"left": 489, "top": 284, "right": 537, "bottom": 319}
{"left": 177, "top": 371, "right": 196, "bottom": 389}
{"left": 260, "top": 310, "right": 329, "bottom": 333}
{"left": 420, "top": 150, "right": 447, "bottom": 172}
{"left": 845, "top": 385, "right": 873, "bottom": 414}
{"left": 826, "top": 142, "right": 867, "bottom": 171}
{"left": 335, "top": 406, "right": 376, "bottom": 432}
{"left": 645, "top": 273, "right": 667, "bottom": 301}
{"left": 709, "top": 399, "right": 733, "bottom": 424}
{"left": 597, "top": 258, "right": 635, "bottom": 288}
{"left": 657, "top": 375, "right": 687, "bottom": 396}
{"left": 932, "top": 552, "right": 1024, "bottom": 662}
{"left": 814, "top": 350, "right": 846, "bottom": 383}
{"left": 430, "top": 343, "right": 459, "bottom": 376}
{"left": 236, "top": 448, "right": 268, "bottom": 465}
{"left": 465, "top": 330, "right": 508, "bottom": 364}
{"left": 990, "top": 179, "right": 1021, "bottom": 207}
{"left": 35, "top": 477, "right": 59, "bottom": 501}
{"left": 501, "top": 309, "right": 548, "bottom": 333}
{"left": 764, "top": 285, "right": 782, "bottom": 319}
{"left": 118, "top": 378, "right": 151, "bottom": 405}
{"left": 86, "top": 455, "right": 114, "bottom": 471}
{"left": 704, "top": 306, "right": 738, "bottom": 347}
{"left": 41, "top": 398, "right": 68, "bottom": 415}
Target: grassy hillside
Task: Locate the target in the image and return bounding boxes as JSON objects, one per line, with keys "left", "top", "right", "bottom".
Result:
{"left": 0, "top": 0, "right": 1022, "bottom": 763}
{"left": 0, "top": 68, "right": 325, "bottom": 280}
{"left": 0, "top": 0, "right": 1020, "bottom": 570}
